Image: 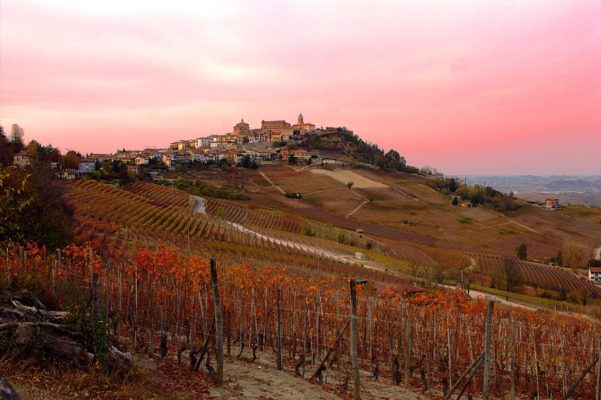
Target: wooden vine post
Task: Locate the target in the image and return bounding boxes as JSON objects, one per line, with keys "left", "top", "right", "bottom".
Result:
{"left": 483, "top": 301, "right": 494, "bottom": 400}
{"left": 210, "top": 258, "right": 224, "bottom": 385}
{"left": 510, "top": 314, "right": 517, "bottom": 399}
{"left": 404, "top": 306, "right": 412, "bottom": 387}
{"left": 350, "top": 278, "right": 366, "bottom": 400}
{"left": 276, "top": 288, "right": 283, "bottom": 371}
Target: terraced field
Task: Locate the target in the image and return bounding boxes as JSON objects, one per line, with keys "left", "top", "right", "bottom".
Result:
{"left": 125, "top": 181, "right": 192, "bottom": 209}
{"left": 477, "top": 254, "right": 601, "bottom": 297}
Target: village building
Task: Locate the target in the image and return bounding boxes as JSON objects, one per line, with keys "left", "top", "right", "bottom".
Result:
{"left": 197, "top": 137, "right": 212, "bottom": 148}
{"left": 233, "top": 118, "right": 250, "bottom": 136}
{"left": 135, "top": 156, "right": 149, "bottom": 165}
{"left": 292, "top": 113, "right": 316, "bottom": 134}
{"left": 78, "top": 159, "right": 96, "bottom": 173}
{"left": 261, "top": 119, "right": 294, "bottom": 140}
{"left": 280, "top": 148, "right": 309, "bottom": 161}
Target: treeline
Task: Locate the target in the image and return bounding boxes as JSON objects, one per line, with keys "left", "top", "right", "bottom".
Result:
{"left": 432, "top": 177, "right": 521, "bottom": 212}
{"left": 301, "top": 128, "right": 418, "bottom": 173}
{"left": 0, "top": 125, "right": 73, "bottom": 249}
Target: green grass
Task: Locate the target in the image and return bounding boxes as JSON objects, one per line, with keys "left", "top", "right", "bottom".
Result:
{"left": 471, "top": 284, "right": 601, "bottom": 316}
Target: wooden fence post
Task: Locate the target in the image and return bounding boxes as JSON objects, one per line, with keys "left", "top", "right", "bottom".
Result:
{"left": 210, "top": 258, "right": 224, "bottom": 385}
{"left": 350, "top": 279, "right": 361, "bottom": 400}
{"left": 276, "top": 288, "right": 283, "bottom": 371}
{"left": 133, "top": 265, "right": 138, "bottom": 348}
{"left": 563, "top": 354, "right": 599, "bottom": 400}
{"left": 510, "top": 314, "right": 517, "bottom": 399}
{"left": 404, "top": 306, "right": 412, "bottom": 387}
{"left": 444, "top": 352, "right": 484, "bottom": 400}
{"left": 483, "top": 301, "right": 494, "bottom": 400}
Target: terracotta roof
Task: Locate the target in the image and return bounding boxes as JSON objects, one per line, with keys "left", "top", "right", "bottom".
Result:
{"left": 590, "top": 267, "right": 601, "bottom": 273}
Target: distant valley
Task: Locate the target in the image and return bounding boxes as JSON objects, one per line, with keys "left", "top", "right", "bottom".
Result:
{"left": 457, "top": 175, "right": 601, "bottom": 206}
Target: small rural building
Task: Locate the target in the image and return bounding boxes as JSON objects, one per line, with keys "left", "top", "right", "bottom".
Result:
{"left": 55, "top": 169, "right": 77, "bottom": 180}
{"left": 392, "top": 284, "right": 425, "bottom": 298}
{"left": 321, "top": 158, "right": 347, "bottom": 167}
{"left": 589, "top": 267, "right": 601, "bottom": 283}
{"left": 545, "top": 198, "right": 559, "bottom": 210}
{"left": 459, "top": 200, "right": 473, "bottom": 208}
{"left": 14, "top": 151, "right": 34, "bottom": 169}
{"left": 78, "top": 159, "right": 96, "bottom": 173}
{"left": 127, "top": 165, "right": 140, "bottom": 176}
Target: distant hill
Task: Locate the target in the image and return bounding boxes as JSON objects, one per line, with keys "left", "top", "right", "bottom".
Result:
{"left": 456, "top": 175, "right": 601, "bottom": 206}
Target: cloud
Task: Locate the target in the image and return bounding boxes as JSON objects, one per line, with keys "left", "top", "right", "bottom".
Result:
{"left": 1, "top": 0, "right": 599, "bottom": 174}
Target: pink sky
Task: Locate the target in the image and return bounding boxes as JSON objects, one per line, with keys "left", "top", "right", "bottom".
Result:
{"left": 1, "top": 0, "right": 600, "bottom": 175}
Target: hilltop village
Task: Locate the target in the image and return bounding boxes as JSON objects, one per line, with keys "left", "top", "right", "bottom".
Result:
{"left": 11, "top": 114, "right": 357, "bottom": 180}
{"left": 102, "top": 114, "right": 341, "bottom": 171}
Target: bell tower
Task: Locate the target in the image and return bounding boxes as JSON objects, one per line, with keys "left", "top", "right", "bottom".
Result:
{"left": 298, "top": 113, "right": 304, "bottom": 124}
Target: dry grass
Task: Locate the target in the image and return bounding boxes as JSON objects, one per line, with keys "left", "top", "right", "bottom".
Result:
{"left": 2, "top": 356, "right": 170, "bottom": 400}
{"left": 260, "top": 165, "right": 343, "bottom": 193}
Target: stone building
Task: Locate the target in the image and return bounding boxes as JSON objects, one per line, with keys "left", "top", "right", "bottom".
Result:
{"left": 292, "top": 113, "right": 316, "bottom": 134}
{"left": 233, "top": 118, "right": 250, "bottom": 136}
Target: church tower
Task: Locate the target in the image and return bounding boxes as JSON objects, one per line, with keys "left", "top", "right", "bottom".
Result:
{"left": 298, "top": 113, "right": 304, "bottom": 124}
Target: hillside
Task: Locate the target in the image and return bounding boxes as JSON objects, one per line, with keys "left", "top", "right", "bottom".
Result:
{"left": 63, "top": 161, "right": 601, "bottom": 308}
{"left": 4, "top": 149, "right": 601, "bottom": 400}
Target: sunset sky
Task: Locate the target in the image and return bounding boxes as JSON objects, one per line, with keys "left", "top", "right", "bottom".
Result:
{"left": 1, "top": 0, "right": 599, "bottom": 175}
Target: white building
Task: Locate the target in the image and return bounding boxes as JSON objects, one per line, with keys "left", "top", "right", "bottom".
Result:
{"left": 78, "top": 160, "right": 96, "bottom": 173}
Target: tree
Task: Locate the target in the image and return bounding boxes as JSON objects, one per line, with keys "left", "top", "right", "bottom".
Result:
{"left": 451, "top": 196, "right": 459, "bottom": 206}
{"left": 379, "top": 149, "right": 406, "bottom": 172}
{"left": 503, "top": 258, "right": 522, "bottom": 292}
{"left": 239, "top": 154, "right": 257, "bottom": 169}
{"left": 10, "top": 124, "right": 25, "bottom": 152}
{"left": 347, "top": 181, "right": 354, "bottom": 190}
{"left": 556, "top": 250, "right": 563, "bottom": 267}
{"left": 449, "top": 178, "right": 458, "bottom": 193}
{"left": 26, "top": 140, "right": 41, "bottom": 158}
{"left": 63, "top": 150, "right": 80, "bottom": 169}
{"left": 516, "top": 243, "right": 527, "bottom": 260}
{"left": 288, "top": 154, "right": 297, "bottom": 165}
{"left": 588, "top": 259, "right": 601, "bottom": 268}
{"left": 0, "top": 163, "right": 72, "bottom": 248}
{"left": 0, "top": 125, "right": 15, "bottom": 166}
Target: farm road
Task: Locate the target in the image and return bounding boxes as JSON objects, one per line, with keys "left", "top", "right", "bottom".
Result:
{"left": 258, "top": 170, "right": 286, "bottom": 194}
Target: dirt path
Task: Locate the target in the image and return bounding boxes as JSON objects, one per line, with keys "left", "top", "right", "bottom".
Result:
{"left": 210, "top": 349, "right": 433, "bottom": 400}
{"left": 501, "top": 215, "right": 539, "bottom": 234}
{"left": 191, "top": 195, "right": 205, "bottom": 214}
{"left": 311, "top": 168, "right": 387, "bottom": 189}
{"left": 258, "top": 170, "right": 286, "bottom": 194}
{"left": 210, "top": 359, "right": 339, "bottom": 399}
{"left": 346, "top": 200, "right": 369, "bottom": 218}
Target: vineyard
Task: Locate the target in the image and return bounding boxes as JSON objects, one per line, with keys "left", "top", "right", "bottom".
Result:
{"left": 476, "top": 255, "right": 601, "bottom": 297}
{"left": 3, "top": 243, "right": 600, "bottom": 399}
{"left": 205, "top": 197, "right": 305, "bottom": 233}
{"left": 69, "top": 181, "right": 443, "bottom": 271}
{"left": 66, "top": 180, "right": 429, "bottom": 292}
{"left": 124, "top": 182, "right": 192, "bottom": 209}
